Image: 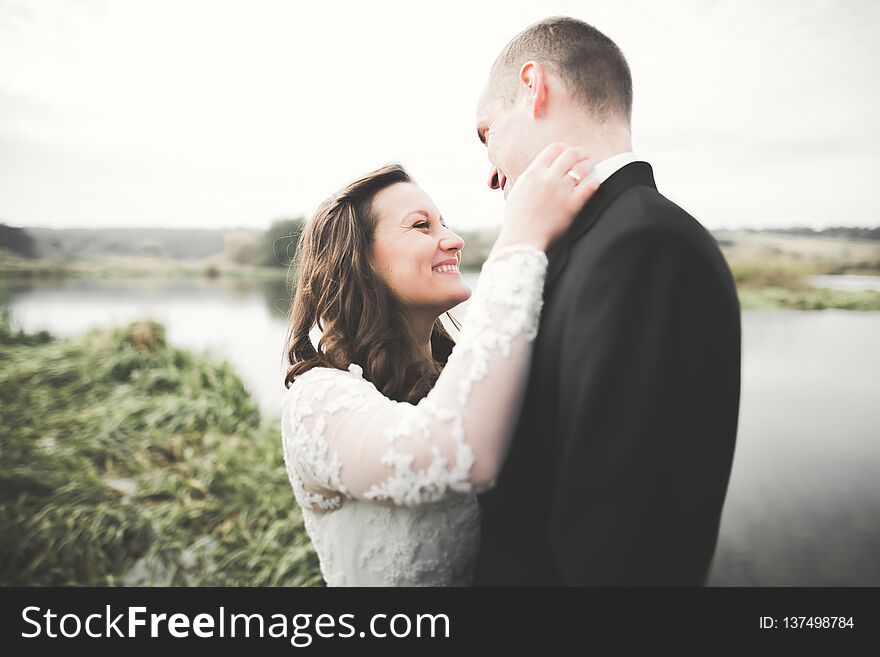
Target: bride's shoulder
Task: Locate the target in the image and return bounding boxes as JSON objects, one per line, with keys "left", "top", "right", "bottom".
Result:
{"left": 284, "top": 363, "right": 370, "bottom": 398}
{"left": 283, "top": 363, "right": 385, "bottom": 420}
{"left": 298, "top": 362, "right": 364, "bottom": 379}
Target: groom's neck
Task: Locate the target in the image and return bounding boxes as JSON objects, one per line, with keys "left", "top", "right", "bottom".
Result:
{"left": 555, "top": 115, "right": 633, "bottom": 164}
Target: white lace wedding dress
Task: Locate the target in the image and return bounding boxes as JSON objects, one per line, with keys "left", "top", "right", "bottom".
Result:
{"left": 280, "top": 244, "right": 548, "bottom": 586}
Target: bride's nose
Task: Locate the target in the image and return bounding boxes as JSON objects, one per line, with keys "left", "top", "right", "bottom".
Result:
{"left": 440, "top": 229, "right": 465, "bottom": 252}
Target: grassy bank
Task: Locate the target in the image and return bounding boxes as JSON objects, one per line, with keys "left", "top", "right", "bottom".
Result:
{"left": 0, "top": 315, "right": 321, "bottom": 586}
{"left": 719, "top": 231, "right": 880, "bottom": 309}
{"left": 727, "top": 261, "right": 880, "bottom": 310}
{"left": 737, "top": 286, "right": 880, "bottom": 311}
{"left": 0, "top": 251, "right": 288, "bottom": 281}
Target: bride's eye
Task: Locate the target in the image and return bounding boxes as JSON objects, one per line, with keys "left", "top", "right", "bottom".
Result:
{"left": 413, "top": 221, "right": 430, "bottom": 229}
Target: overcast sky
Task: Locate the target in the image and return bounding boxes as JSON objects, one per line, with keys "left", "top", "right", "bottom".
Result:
{"left": 1, "top": 0, "right": 878, "bottom": 232}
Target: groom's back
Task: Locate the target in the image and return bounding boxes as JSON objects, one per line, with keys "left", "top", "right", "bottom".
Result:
{"left": 473, "top": 164, "right": 741, "bottom": 586}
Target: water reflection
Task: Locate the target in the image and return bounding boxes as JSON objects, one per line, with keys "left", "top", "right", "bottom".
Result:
{"left": 709, "top": 309, "right": 880, "bottom": 586}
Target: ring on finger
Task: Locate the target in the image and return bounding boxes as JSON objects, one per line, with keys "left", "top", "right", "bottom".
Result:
{"left": 566, "top": 170, "right": 582, "bottom": 184}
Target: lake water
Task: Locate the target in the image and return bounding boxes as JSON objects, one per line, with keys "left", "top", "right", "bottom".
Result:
{"left": 2, "top": 273, "right": 878, "bottom": 586}
{"left": 809, "top": 275, "right": 880, "bottom": 292}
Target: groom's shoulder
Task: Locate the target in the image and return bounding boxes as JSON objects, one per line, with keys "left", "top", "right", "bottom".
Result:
{"left": 592, "top": 183, "right": 720, "bottom": 258}
{"left": 607, "top": 182, "right": 699, "bottom": 233}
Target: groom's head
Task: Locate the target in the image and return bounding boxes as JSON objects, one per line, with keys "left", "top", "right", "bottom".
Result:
{"left": 476, "top": 17, "right": 632, "bottom": 197}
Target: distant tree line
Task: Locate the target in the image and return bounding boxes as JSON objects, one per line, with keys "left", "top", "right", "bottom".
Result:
{"left": 0, "top": 224, "right": 37, "bottom": 258}
{"left": 12, "top": 226, "right": 248, "bottom": 260}
{"left": 14, "top": 219, "right": 873, "bottom": 269}
{"left": 225, "top": 217, "right": 305, "bottom": 267}
{"left": 747, "top": 226, "right": 880, "bottom": 241}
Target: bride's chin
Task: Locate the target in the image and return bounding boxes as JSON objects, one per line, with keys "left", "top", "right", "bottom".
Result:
{"left": 450, "top": 295, "right": 471, "bottom": 309}
{"left": 449, "top": 286, "right": 472, "bottom": 304}
{"left": 436, "top": 289, "right": 471, "bottom": 313}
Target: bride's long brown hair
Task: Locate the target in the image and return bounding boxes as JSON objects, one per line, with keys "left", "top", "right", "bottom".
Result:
{"left": 284, "top": 164, "right": 461, "bottom": 404}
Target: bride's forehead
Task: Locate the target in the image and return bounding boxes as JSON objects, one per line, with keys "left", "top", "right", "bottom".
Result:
{"left": 372, "top": 182, "right": 439, "bottom": 222}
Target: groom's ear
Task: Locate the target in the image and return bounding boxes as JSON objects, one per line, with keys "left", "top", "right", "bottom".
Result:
{"left": 519, "top": 61, "right": 547, "bottom": 118}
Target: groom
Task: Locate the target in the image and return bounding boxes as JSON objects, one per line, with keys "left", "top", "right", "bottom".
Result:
{"left": 472, "top": 17, "right": 741, "bottom": 586}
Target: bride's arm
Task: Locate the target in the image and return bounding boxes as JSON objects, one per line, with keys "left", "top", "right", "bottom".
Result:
{"left": 284, "top": 244, "right": 547, "bottom": 507}
{"left": 283, "top": 145, "right": 598, "bottom": 508}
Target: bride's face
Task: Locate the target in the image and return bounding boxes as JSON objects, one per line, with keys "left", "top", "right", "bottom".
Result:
{"left": 370, "top": 182, "right": 471, "bottom": 315}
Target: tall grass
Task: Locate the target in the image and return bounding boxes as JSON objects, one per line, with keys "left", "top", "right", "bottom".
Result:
{"left": 0, "top": 315, "right": 321, "bottom": 586}
{"left": 725, "top": 259, "right": 880, "bottom": 310}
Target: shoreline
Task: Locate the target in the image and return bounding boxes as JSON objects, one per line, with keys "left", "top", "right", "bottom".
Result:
{"left": 2, "top": 254, "right": 880, "bottom": 311}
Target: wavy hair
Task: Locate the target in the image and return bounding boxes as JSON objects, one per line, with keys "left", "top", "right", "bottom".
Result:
{"left": 284, "top": 164, "right": 461, "bottom": 403}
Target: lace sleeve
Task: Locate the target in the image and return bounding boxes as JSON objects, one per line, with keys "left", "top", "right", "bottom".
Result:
{"left": 281, "top": 244, "right": 548, "bottom": 509}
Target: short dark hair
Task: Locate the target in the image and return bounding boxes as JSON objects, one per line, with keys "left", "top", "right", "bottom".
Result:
{"left": 489, "top": 16, "right": 632, "bottom": 124}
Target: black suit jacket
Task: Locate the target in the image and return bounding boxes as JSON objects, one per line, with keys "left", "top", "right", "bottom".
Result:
{"left": 472, "top": 162, "right": 741, "bottom": 586}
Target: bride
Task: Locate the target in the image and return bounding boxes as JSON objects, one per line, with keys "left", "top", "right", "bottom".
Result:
{"left": 281, "top": 144, "right": 598, "bottom": 586}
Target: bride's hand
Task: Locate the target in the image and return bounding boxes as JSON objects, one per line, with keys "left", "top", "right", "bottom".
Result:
{"left": 492, "top": 143, "right": 599, "bottom": 254}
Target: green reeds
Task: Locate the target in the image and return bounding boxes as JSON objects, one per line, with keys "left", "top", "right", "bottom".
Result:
{"left": 0, "top": 316, "right": 321, "bottom": 586}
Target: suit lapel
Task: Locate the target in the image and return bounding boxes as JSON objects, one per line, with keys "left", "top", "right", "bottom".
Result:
{"left": 545, "top": 161, "right": 658, "bottom": 290}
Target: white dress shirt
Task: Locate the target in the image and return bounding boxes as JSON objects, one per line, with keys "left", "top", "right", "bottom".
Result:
{"left": 584, "top": 151, "right": 644, "bottom": 184}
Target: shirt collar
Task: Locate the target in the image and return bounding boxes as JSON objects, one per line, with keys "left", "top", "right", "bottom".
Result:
{"left": 585, "top": 151, "right": 642, "bottom": 184}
